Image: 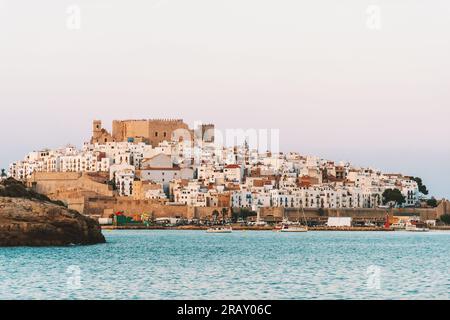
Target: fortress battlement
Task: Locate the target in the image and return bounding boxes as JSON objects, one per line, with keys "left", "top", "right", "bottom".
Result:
{"left": 92, "top": 119, "right": 214, "bottom": 146}
{"left": 149, "top": 119, "right": 184, "bottom": 122}
{"left": 113, "top": 119, "right": 184, "bottom": 123}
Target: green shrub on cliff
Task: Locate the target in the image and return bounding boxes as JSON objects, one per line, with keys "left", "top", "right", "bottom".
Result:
{"left": 0, "top": 178, "right": 67, "bottom": 207}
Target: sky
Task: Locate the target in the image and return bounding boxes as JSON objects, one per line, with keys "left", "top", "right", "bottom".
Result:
{"left": 0, "top": 0, "right": 449, "bottom": 198}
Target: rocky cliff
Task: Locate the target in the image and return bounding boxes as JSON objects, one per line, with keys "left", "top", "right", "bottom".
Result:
{"left": 0, "top": 178, "right": 105, "bottom": 246}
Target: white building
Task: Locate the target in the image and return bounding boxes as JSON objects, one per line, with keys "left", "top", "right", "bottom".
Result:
{"left": 116, "top": 169, "right": 135, "bottom": 196}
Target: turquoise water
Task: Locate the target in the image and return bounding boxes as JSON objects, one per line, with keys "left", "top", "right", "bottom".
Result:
{"left": 0, "top": 230, "right": 449, "bottom": 300}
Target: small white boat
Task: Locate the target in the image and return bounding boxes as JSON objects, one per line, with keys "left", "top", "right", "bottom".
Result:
{"left": 206, "top": 226, "right": 233, "bottom": 233}
{"left": 278, "top": 224, "right": 308, "bottom": 232}
{"left": 277, "top": 207, "right": 308, "bottom": 232}
{"left": 390, "top": 222, "right": 406, "bottom": 230}
{"left": 405, "top": 224, "right": 429, "bottom": 232}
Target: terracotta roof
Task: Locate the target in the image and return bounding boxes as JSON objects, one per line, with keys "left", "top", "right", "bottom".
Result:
{"left": 225, "top": 164, "right": 240, "bottom": 169}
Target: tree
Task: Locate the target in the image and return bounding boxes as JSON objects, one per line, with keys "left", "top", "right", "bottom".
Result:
{"left": 231, "top": 209, "right": 239, "bottom": 223}
{"left": 232, "top": 208, "right": 257, "bottom": 222}
{"left": 107, "top": 179, "right": 117, "bottom": 190}
{"left": 382, "top": 189, "right": 406, "bottom": 207}
{"left": 439, "top": 214, "right": 450, "bottom": 225}
{"left": 411, "top": 177, "right": 429, "bottom": 195}
{"left": 212, "top": 210, "right": 220, "bottom": 224}
{"left": 240, "top": 208, "right": 257, "bottom": 220}
{"left": 221, "top": 208, "right": 228, "bottom": 223}
{"left": 426, "top": 197, "right": 438, "bottom": 208}
{"left": 0, "top": 169, "right": 6, "bottom": 178}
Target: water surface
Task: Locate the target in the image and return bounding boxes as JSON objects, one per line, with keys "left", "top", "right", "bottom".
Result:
{"left": 1, "top": 230, "right": 449, "bottom": 300}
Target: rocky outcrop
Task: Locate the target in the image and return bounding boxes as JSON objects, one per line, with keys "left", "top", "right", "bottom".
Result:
{"left": 0, "top": 179, "right": 105, "bottom": 246}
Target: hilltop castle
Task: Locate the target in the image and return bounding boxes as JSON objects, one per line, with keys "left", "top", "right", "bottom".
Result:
{"left": 91, "top": 119, "right": 214, "bottom": 146}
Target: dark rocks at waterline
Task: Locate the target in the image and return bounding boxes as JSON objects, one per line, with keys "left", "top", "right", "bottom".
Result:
{"left": 0, "top": 197, "right": 105, "bottom": 247}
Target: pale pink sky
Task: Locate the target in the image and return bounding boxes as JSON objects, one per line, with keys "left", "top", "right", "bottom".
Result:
{"left": 0, "top": 0, "right": 449, "bottom": 197}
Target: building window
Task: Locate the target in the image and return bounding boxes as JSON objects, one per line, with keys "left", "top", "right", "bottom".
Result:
{"left": 155, "top": 132, "right": 158, "bottom": 137}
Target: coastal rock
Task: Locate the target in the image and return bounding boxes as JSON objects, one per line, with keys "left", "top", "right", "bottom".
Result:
{"left": 0, "top": 178, "right": 105, "bottom": 246}
{"left": 0, "top": 197, "right": 106, "bottom": 246}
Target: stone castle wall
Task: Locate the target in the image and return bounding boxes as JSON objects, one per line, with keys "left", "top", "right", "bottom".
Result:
{"left": 259, "top": 206, "right": 439, "bottom": 222}
{"left": 29, "top": 172, "right": 112, "bottom": 196}
{"left": 111, "top": 119, "right": 191, "bottom": 147}
{"left": 436, "top": 200, "right": 450, "bottom": 218}
{"left": 28, "top": 172, "right": 114, "bottom": 213}
{"left": 85, "top": 196, "right": 227, "bottom": 220}
{"left": 91, "top": 120, "right": 115, "bottom": 144}
{"left": 92, "top": 119, "right": 214, "bottom": 146}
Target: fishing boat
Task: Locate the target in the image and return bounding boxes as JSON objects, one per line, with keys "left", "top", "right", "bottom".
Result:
{"left": 206, "top": 226, "right": 233, "bottom": 233}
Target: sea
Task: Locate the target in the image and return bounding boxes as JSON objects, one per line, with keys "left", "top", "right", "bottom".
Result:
{"left": 0, "top": 230, "right": 449, "bottom": 300}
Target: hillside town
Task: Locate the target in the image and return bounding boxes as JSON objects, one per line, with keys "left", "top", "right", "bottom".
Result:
{"left": 7, "top": 119, "right": 426, "bottom": 214}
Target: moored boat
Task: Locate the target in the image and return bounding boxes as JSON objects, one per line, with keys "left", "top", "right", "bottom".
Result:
{"left": 405, "top": 221, "right": 429, "bottom": 232}
{"left": 276, "top": 207, "right": 308, "bottom": 232}
{"left": 278, "top": 224, "right": 308, "bottom": 232}
{"left": 390, "top": 222, "right": 406, "bottom": 231}
{"left": 206, "top": 226, "right": 233, "bottom": 233}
